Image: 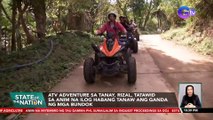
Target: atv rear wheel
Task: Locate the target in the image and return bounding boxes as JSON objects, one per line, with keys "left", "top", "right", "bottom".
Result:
{"left": 132, "top": 40, "right": 138, "bottom": 53}
{"left": 83, "top": 58, "right": 95, "bottom": 84}
{"left": 127, "top": 57, "right": 137, "bottom": 84}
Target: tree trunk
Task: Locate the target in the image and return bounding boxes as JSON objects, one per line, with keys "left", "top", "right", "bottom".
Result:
{"left": 31, "top": 0, "right": 46, "bottom": 40}
{"left": 17, "top": 0, "right": 35, "bottom": 44}
{"left": 16, "top": 13, "right": 22, "bottom": 50}
{"left": 11, "top": 0, "right": 17, "bottom": 51}
{"left": 20, "top": 13, "right": 35, "bottom": 44}
{"left": 0, "top": 0, "right": 2, "bottom": 50}
{"left": 143, "top": 0, "right": 153, "bottom": 30}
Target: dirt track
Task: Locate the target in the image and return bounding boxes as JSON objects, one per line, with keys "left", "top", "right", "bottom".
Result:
{"left": 25, "top": 35, "right": 213, "bottom": 120}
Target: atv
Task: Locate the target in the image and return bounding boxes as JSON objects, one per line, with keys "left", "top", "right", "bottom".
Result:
{"left": 83, "top": 33, "right": 137, "bottom": 84}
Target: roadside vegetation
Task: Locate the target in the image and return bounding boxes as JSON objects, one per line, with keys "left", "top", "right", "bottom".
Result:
{"left": 0, "top": 31, "right": 99, "bottom": 108}
{"left": 162, "top": 27, "right": 213, "bottom": 56}
{"left": 161, "top": 0, "right": 213, "bottom": 56}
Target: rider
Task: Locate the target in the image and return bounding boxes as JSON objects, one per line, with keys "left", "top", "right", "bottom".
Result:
{"left": 129, "top": 19, "right": 139, "bottom": 37}
{"left": 119, "top": 16, "right": 132, "bottom": 32}
{"left": 129, "top": 19, "right": 137, "bottom": 30}
{"left": 96, "top": 13, "right": 127, "bottom": 39}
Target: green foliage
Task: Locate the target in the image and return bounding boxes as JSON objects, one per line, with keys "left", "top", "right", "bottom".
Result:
{"left": 161, "top": 0, "right": 213, "bottom": 57}
{"left": 129, "top": 0, "right": 146, "bottom": 23}
{"left": 196, "top": 37, "right": 213, "bottom": 55}
{"left": 46, "top": 0, "right": 69, "bottom": 19}
{"left": 162, "top": 27, "right": 213, "bottom": 56}
{"left": 1, "top": 0, "right": 12, "bottom": 27}
{"left": 159, "top": 0, "right": 183, "bottom": 27}
{"left": 146, "top": 17, "right": 158, "bottom": 31}
{"left": 115, "top": 0, "right": 131, "bottom": 16}
{"left": 0, "top": 31, "right": 99, "bottom": 107}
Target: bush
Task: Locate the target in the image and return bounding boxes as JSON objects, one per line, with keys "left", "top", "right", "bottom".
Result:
{"left": 0, "top": 31, "right": 99, "bottom": 108}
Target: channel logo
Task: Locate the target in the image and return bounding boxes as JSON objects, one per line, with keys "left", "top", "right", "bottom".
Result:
{"left": 177, "top": 6, "right": 196, "bottom": 19}
{"left": 10, "top": 92, "right": 46, "bottom": 108}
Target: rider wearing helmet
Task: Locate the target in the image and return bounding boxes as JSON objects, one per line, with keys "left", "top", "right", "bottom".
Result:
{"left": 129, "top": 19, "right": 137, "bottom": 31}
{"left": 96, "top": 13, "right": 127, "bottom": 39}
{"left": 119, "top": 16, "right": 132, "bottom": 32}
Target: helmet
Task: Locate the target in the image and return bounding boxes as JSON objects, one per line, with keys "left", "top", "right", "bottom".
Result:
{"left": 119, "top": 16, "right": 124, "bottom": 19}
{"left": 108, "top": 13, "right": 117, "bottom": 19}
{"left": 123, "top": 16, "right": 127, "bottom": 19}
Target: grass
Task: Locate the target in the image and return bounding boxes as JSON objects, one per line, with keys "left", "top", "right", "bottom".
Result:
{"left": 0, "top": 31, "right": 99, "bottom": 113}
{"left": 161, "top": 27, "right": 213, "bottom": 56}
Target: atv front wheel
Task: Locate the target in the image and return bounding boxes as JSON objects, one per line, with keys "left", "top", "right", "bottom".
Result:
{"left": 132, "top": 40, "right": 138, "bottom": 53}
{"left": 83, "top": 58, "right": 95, "bottom": 84}
{"left": 125, "top": 48, "right": 132, "bottom": 61}
{"left": 127, "top": 57, "right": 137, "bottom": 84}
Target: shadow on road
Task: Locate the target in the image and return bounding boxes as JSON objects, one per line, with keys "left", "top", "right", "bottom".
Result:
{"left": 146, "top": 47, "right": 213, "bottom": 120}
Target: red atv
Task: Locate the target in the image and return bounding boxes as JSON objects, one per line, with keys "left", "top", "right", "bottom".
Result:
{"left": 83, "top": 33, "right": 137, "bottom": 84}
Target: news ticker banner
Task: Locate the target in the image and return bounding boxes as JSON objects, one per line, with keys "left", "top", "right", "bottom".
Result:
{"left": 9, "top": 92, "right": 178, "bottom": 108}
{"left": 1, "top": 108, "right": 213, "bottom": 113}
{"left": 0, "top": 92, "right": 211, "bottom": 113}
{"left": 0, "top": 108, "right": 180, "bottom": 113}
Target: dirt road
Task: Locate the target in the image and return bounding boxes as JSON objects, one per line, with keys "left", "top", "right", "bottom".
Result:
{"left": 25, "top": 35, "right": 213, "bottom": 120}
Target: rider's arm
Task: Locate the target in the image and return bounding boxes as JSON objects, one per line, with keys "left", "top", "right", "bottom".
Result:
{"left": 117, "top": 22, "right": 127, "bottom": 34}
{"left": 96, "top": 23, "right": 107, "bottom": 35}
{"left": 133, "top": 23, "right": 137, "bottom": 27}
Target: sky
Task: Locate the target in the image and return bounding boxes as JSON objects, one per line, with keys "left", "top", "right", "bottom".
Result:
{"left": 109, "top": 0, "right": 116, "bottom": 4}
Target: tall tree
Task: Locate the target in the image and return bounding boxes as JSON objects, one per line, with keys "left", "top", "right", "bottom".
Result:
{"left": 129, "top": 0, "right": 146, "bottom": 28}
{"left": 11, "top": 0, "right": 17, "bottom": 51}
{"left": 0, "top": 0, "right": 2, "bottom": 49}
{"left": 16, "top": 8, "right": 22, "bottom": 50}
{"left": 143, "top": 0, "right": 154, "bottom": 29}
{"left": 159, "top": 0, "right": 182, "bottom": 27}
{"left": 17, "top": 0, "right": 35, "bottom": 44}
{"left": 116, "top": 0, "right": 131, "bottom": 16}
{"left": 31, "top": 0, "right": 46, "bottom": 40}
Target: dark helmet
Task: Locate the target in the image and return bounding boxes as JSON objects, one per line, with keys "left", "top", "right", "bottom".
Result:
{"left": 119, "top": 16, "right": 124, "bottom": 19}
{"left": 123, "top": 16, "right": 127, "bottom": 19}
{"left": 108, "top": 13, "right": 117, "bottom": 19}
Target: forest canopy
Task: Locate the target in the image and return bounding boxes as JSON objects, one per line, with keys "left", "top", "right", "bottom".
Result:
{"left": 0, "top": 0, "right": 212, "bottom": 53}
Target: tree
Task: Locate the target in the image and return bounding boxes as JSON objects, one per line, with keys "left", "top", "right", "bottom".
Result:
{"left": 0, "top": 1, "right": 12, "bottom": 23}
{"left": 31, "top": 0, "right": 46, "bottom": 40}
{"left": 17, "top": 0, "right": 35, "bottom": 44}
{"left": 143, "top": 0, "right": 154, "bottom": 29}
{"left": 0, "top": 0, "right": 2, "bottom": 50}
{"left": 11, "top": 0, "right": 17, "bottom": 51}
{"left": 152, "top": 9, "right": 170, "bottom": 31}
{"left": 116, "top": 0, "right": 131, "bottom": 16}
{"left": 129, "top": 0, "right": 146, "bottom": 28}
{"left": 159, "top": 0, "right": 182, "bottom": 27}
{"left": 66, "top": 0, "right": 104, "bottom": 32}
